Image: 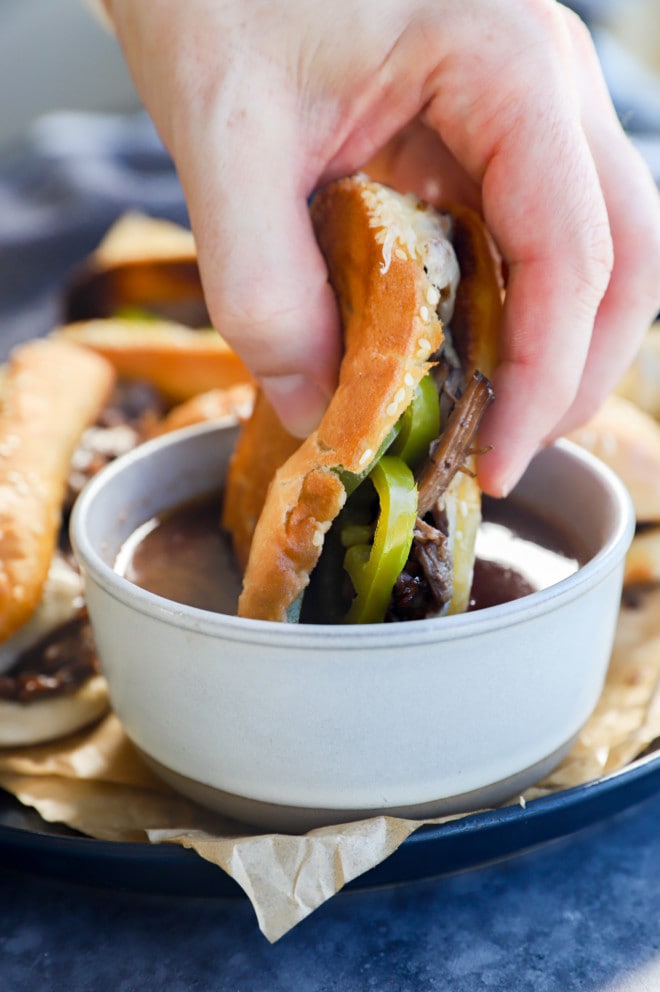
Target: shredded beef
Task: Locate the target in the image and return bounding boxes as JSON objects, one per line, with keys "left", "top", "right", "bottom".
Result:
{"left": 417, "top": 371, "right": 494, "bottom": 517}
{"left": 388, "top": 370, "right": 494, "bottom": 622}
{"left": 388, "top": 515, "right": 453, "bottom": 621}
{"left": 412, "top": 516, "right": 454, "bottom": 604}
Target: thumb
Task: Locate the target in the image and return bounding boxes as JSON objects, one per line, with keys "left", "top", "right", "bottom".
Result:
{"left": 174, "top": 101, "right": 341, "bottom": 438}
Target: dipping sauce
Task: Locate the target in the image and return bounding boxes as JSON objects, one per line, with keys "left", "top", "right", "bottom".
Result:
{"left": 116, "top": 490, "right": 585, "bottom": 620}
{"left": 116, "top": 494, "right": 242, "bottom": 616}
{"left": 470, "top": 496, "right": 582, "bottom": 610}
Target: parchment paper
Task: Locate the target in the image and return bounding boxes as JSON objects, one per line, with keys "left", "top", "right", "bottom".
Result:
{"left": 1, "top": 584, "right": 659, "bottom": 942}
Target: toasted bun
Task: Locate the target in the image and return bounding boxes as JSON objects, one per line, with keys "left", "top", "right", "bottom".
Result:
{"left": 53, "top": 319, "right": 253, "bottom": 403}
{"left": 567, "top": 394, "right": 660, "bottom": 523}
{"left": 233, "top": 176, "right": 501, "bottom": 622}
{"left": 63, "top": 212, "right": 205, "bottom": 327}
{"left": 149, "top": 383, "right": 256, "bottom": 439}
{"left": 0, "top": 674, "right": 109, "bottom": 748}
{"left": 222, "top": 391, "right": 301, "bottom": 572}
{"left": 93, "top": 212, "right": 197, "bottom": 267}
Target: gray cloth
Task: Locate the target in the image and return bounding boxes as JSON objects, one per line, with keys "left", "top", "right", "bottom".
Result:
{"left": 0, "top": 111, "right": 185, "bottom": 356}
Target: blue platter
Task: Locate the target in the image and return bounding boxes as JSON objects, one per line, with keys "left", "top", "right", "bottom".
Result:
{"left": 2, "top": 748, "right": 660, "bottom": 898}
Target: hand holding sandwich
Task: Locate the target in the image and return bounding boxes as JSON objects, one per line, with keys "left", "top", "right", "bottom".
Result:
{"left": 104, "top": 0, "right": 660, "bottom": 496}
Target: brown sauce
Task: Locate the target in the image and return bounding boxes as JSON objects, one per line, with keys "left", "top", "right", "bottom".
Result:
{"left": 116, "top": 494, "right": 242, "bottom": 615}
{"left": 469, "top": 496, "right": 583, "bottom": 610}
{"left": 116, "top": 491, "right": 585, "bottom": 620}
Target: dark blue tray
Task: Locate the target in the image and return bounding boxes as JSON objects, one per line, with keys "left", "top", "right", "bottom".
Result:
{"left": 1, "top": 114, "right": 659, "bottom": 902}
{"left": 2, "top": 747, "right": 659, "bottom": 898}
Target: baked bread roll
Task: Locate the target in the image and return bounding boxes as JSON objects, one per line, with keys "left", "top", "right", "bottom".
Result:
{"left": 54, "top": 319, "right": 253, "bottom": 403}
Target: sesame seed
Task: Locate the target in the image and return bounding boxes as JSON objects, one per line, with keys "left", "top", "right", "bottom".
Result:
{"left": 386, "top": 402, "right": 398, "bottom": 416}
{"left": 426, "top": 285, "right": 441, "bottom": 306}
{"left": 419, "top": 305, "right": 429, "bottom": 321}
{"left": 404, "top": 373, "right": 414, "bottom": 387}
{"left": 417, "top": 338, "right": 431, "bottom": 353}
{"left": 359, "top": 448, "right": 373, "bottom": 466}
{"left": 394, "top": 388, "right": 406, "bottom": 405}
{"left": 312, "top": 530, "right": 324, "bottom": 547}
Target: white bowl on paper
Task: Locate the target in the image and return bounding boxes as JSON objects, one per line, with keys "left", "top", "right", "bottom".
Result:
{"left": 70, "top": 423, "right": 635, "bottom": 831}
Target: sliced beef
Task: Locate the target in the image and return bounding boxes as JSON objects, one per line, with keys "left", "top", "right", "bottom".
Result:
{"left": 417, "top": 370, "right": 494, "bottom": 517}
{"left": 388, "top": 370, "right": 494, "bottom": 622}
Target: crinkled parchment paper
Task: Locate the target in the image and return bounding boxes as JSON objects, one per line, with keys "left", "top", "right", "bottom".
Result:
{"left": 1, "top": 587, "right": 660, "bottom": 942}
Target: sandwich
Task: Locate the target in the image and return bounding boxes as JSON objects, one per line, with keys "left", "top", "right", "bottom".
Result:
{"left": 223, "top": 175, "right": 502, "bottom": 623}
{"left": 0, "top": 212, "right": 257, "bottom": 747}
{"left": 0, "top": 339, "right": 116, "bottom": 746}
{"left": 58, "top": 211, "right": 254, "bottom": 404}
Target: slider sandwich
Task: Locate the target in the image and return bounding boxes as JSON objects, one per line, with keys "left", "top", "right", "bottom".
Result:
{"left": 0, "top": 218, "right": 256, "bottom": 748}
{"left": 0, "top": 339, "right": 116, "bottom": 746}
{"left": 224, "top": 175, "right": 502, "bottom": 623}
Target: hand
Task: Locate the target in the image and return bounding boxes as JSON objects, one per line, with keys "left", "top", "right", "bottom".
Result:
{"left": 105, "top": 0, "right": 660, "bottom": 495}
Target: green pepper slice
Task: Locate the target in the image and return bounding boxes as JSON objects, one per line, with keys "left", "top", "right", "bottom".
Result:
{"left": 389, "top": 373, "right": 440, "bottom": 470}
{"left": 343, "top": 455, "right": 418, "bottom": 624}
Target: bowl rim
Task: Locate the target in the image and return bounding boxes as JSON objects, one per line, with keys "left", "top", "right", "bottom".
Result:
{"left": 70, "top": 422, "right": 636, "bottom": 650}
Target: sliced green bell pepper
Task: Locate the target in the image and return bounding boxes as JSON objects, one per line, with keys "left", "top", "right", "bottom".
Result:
{"left": 389, "top": 373, "right": 440, "bottom": 470}
{"left": 343, "top": 455, "right": 418, "bottom": 624}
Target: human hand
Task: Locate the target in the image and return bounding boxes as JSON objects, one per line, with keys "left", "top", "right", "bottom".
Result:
{"left": 104, "top": 0, "right": 660, "bottom": 496}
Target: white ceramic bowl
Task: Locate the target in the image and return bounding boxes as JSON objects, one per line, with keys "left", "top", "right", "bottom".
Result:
{"left": 71, "top": 423, "right": 635, "bottom": 831}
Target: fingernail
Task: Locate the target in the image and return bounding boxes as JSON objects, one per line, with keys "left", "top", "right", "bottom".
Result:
{"left": 496, "top": 447, "right": 541, "bottom": 499}
{"left": 261, "top": 374, "right": 329, "bottom": 438}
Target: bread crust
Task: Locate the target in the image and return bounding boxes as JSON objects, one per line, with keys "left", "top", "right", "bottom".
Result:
{"left": 0, "top": 339, "right": 115, "bottom": 643}
{"left": 53, "top": 320, "right": 253, "bottom": 403}
{"left": 149, "top": 383, "right": 256, "bottom": 439}
{"left": 235, "top": 177, "right": 501, "bottom": 622}
{"left": 222, "top": 391, "right": 301, "bottom": 572}
{"left": 447, "top": 202, "right": 501, "bottom": 380}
